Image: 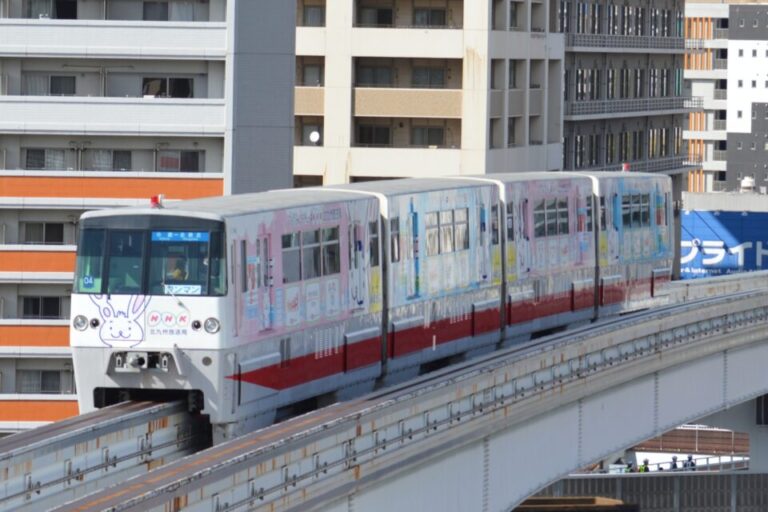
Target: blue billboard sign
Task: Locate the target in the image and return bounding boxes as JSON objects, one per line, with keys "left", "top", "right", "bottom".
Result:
{"left": 680, "top": 210, "right": 768, "bottom": 279}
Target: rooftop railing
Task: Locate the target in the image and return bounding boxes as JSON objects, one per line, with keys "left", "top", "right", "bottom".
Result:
{"left": 566, "top": 33, "right": 684, "bottom": 50}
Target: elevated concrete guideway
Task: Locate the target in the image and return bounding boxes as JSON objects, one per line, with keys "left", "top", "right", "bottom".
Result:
{"left": 56, "top": 272, "right": 768, "bottom": 512}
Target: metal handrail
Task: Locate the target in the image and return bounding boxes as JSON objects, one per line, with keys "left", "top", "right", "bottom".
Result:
{"left": 572, "top": 155, "right": 696, "bottom": 174}
{"left": 566, "top": 33, "right": 684, "bottom": 50}
{"left": 713, "top": 120, "right": 726, "bottom": 130}
{"left": 714, "top": 59, "right": 728, "bottom": 70}
{"left": 713, "top": 89, "right": 727, "bottom": 100}
{"left": 565, "top": 96, "right": 701, "bottom": 116}
{"left": 713, "top": 150, "right": 727, "bottom": 161}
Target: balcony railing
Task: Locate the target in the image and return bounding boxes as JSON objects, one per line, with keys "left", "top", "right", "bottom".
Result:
{"left": 566, "top": 33, "right": 684, "bottom": 50}
{"left": 570, "top": 155, "right": 697, "bottom": 174}
{"left": 565, "top": 96, "right": 702, "bottom": 117}
{"left": 713, "top": 150, "right": 727, "bottom": 161}
{"left": 713, "top": 28, "right": 729, "bottom": 39}
{"left": 713, "top": 120, "right": 727, "bottom": 130}
{"left": 713, "top": 89, "right": 727, "bottom": 100}
{"left": 714, "top": 59, "right": 728, "bottom": 70}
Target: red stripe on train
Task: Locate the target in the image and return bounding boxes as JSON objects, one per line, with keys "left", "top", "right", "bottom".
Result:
{"left": 228, "top": 336, "right": 380, "bottom": 389}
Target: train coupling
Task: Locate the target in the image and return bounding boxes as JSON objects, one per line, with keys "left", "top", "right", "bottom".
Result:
{"left": 113, "top": 351, "right": 173, "bottom": 373}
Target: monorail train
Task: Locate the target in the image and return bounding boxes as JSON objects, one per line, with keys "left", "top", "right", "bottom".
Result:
{"left": 70, "top": 172, "right": 673, "bottom": 442}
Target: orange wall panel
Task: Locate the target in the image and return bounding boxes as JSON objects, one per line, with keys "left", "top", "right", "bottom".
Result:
{"left": 0, "top": 177, "right": 223, "bottom": 200}
{"left": 0, "top": 400, "right": 79, "bottom": 422}
{"left": 0, "top": 251, "right": 75, "bottom": 272}
{"left": 0, "top": 325, "right": 70, "bottom": 347}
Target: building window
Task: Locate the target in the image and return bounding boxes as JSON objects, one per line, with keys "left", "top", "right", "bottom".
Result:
{"left": 413, "top": 8, "right": 446, "bottom": 27}
{"left": 303, "top": 5, "right": 325, "bottom": 26}
{"left": 16, "top": 370, "right": 67, "bottom": 394}
{"left": 357, "top": 124, "right": 391, "bottom": 146}
{"left": 22, "top": 296, "right": 62, "bottom": 319}
{"left": 86, "top": 150, "right": 132, "bottom": 172}
{"left": 142, "top": 77, "right": 193, "bottom": 98}
{"left": 737, "top": 141, "right": 743, "bottom": 149}
{"left": 358, "top": 7, "right": 393, "bottom": 26}
{"left": 301, "top": 123, "right": 323, "bottom": 146}
{"left": 507, "top": 117, "right": 517, "bottom": 146}
{"left": 412, "top": 67, "right": 445, "bottom": 88}
{"left": 356, "top": 65, "right": 393, "bottom": 87}
{"left": 751, "top": 142, "right": 757, "bottom": 150}
{"left": 158, "top": 150, "right": 202, "bottom": 172}
{"left": 753, "top": 80, "right": 757, "bottom": 88}
{"left": 22, "top": 74, "right": 75, "bottom": 96}
{"left": 24, "top": 148, "right": 65, "bottom": 170}
{"left": 739, "top": 49, "right": 744, "bottom": 57}
{"left": 738, "top": 110, "right": 743, "bottom": 118}
{"left": 143, "top": 1, "right": 169, "bottom": 20}
{"left": 302, "top": 64, "right": 324, "bottom": 86}
{"left": 411, "top": 126, "right": 444, "bottom": 147}
{"left": 22, "top": 222, "right": 64, "bottom": 244}
{"left": 754, "top": 49, "right": 758, "bottom": 57}
{"left": 738, "top": 80, "right": 743, "bottom": 88}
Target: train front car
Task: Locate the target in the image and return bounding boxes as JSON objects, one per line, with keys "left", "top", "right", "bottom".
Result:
{"left": 71, "top": 209, "right": 228, "bottom": 420}
{"left": 586, "top": 172, "right": 674, "bottom": 315}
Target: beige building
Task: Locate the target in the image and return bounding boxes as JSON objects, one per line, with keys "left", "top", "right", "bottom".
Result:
{"left": 293, "top": 0, "right": 565, "bottom": 185}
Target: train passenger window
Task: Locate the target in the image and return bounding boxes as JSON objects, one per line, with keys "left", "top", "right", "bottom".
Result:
{"left": 425, "top": 212, "right": 440, "bottom": 256}
{"left": 209, "top": 232, "right": 227, "bottom": 295}
{"left": 455, "top": 208, "right": 470, "bottom": 249}
{"left": 282, "top": 233, "right": 301, "bottom": 283}
{"left": 505, "top": 203, "right": 513, "bottom": 241}
{"left": 582, "top": 196, "right": 593, "bottom": 232}
{"left": 107, "top": 231, "right": 145, "bottom": 294}
{"left": 241, "top": 240, "right": 248, "bottom": 292}
{"left": 534, "top": 200, "right": 546, "bottom": 237}
{"left": 369, "top": 222, "right": 380, "bottom": 267}
{"left": 557, "top": 199, "right": 569, "bottom": 235}
{"left": 631, "top": 195, "right": 642, "bottom": 227}
{"left": 74, "top": 229, "right": 105, "bottom": 293}
{"left": 390, "top": 217, "right": 400, "bottom": 262}
{"left": 407, "top": 213, "right": 417, "bottom": 260}
{"left": 302, "top": 230, "right": 321, "bottom": 280}
{"left": 545, "top": 199, "right": 557, "bottom": 236}
{"left": 322, "top": 227, "right": 340, "bottom": 275}
{"left": 622, "top": 196, "right": 631, "bottom": 228}
{"left": 489, "top": 205, "right": 499, "bottom": 245}
{"left": 440, "top": 210, "right": 454, "bottom": 253}
{"left": 641, "top": 194, "right": 650, "bottom": 226}
{"left": 599, "top": 196, "right": 607, "bottom": 231}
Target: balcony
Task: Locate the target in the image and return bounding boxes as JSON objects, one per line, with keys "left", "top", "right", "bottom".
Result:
{"left": 713, "top": 28, "right": 729, "bottom": 39}
{"left": 351, "top": 28, "right": 463, "bottom": 59}
{"left": 0, "top": 96, "right": 225, "bottom": 136}
{"left": 354, "top": 88, "right": 462, "bottom": 118}
{"left": 348, "top": 146, "right": 462, "bottom": 178}
{"left": 564, "top": 97, "right": 702, "bottom": 119}
{"left": 714, "top": 59, "right": 727, "bottom": 70}
{"left": 572, "top": 155, "right": 697, "bottom": 174}
{"left": 0, "top": 170, "right": 223, "bottom": 200}
{"left": 295, "top": 87, "right": 324, "bottom": 116}
{"left": 0, "top": 319, "right": 70, "bottom": 348}
{"left": 713, "top": 90, "right": 727, "bottom": 100}
{"left": 0, "top": 19, "right": 226, "bottom": 59}
{"left": 565, "top": 33, "right": 684, "bottom": 52}
{"left": 0, "top": 245, "right": 75, "bottom": 276}
{"left": 713, "top": 120, "right": 727, "bottom": 130}
{"left": 713, "top": 150, "right": 727, "bottom": 161}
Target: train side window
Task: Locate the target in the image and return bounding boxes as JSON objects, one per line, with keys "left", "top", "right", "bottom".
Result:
{"left": 407, "top": 213, "right": 417, "bottom": 260}
{"left": 255, "top": 239, "right": 261, "bottom": 288}
{"left": 390, "top": 217, "right": 400, "bottom": 262}
{"left": 599, "top": 196, "right": 607, "bottom": 231}
{"left": 621, "top": 195, "right": 631, "bottom": 228}
{"left": 240, "top": 240, "right": 248, "bottom": 292}
{"left": 582, "top": 196, "right": 593, "bottom": 232}
{"left": 439, "top": 210, "right": 454, "bottom": 253}
{"left": 488, "top": 205, "right": 498, "bottom": 246}
{"left": 557, "top": 198, "right": 569, "bottom": 235}
{"left": 545, "top": 199, "right": 557, "bottom": 236}
{"left": 534, "top": 200, "right": 546, "bottom": 237}
{"left": 302, "top": 230, "right": 321, "bottom": 279}
{"left": 262, "top": 237, "right": 270, "bottom": 288}
{"left": 425, "top": 211, "right": 440, "bottom": 256}
{"left": 631, "top": 194, "right": 641, "bottom": 228}
{"left": 504, "top": 203, "right": 513, "bottom": 241}
{"left": 641, "top": 194, "right": 650, "bottom": 226}
{"left": 282, "top": 233, "right": 301, "bottom": 283}
{"left": 455, "top": 208, "right": 470, "bottom": 250}
{"left": 322, "top": 227, "right": 340, "bottom": 275}
{"left": 369, "top": 222, "right": 380, "bottom": 267}
{"left": 74, "top": 229, "right": 105, "bottom": 293}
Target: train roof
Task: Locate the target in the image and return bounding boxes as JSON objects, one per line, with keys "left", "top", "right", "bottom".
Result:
{"left": 327, "top": 177, "right": 495, "bottom": 196}
{"left": 80, "top": 189, "right": 371, "bottom": 222}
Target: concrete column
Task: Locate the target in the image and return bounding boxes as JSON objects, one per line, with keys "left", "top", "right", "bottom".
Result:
{"left": 322, "top": 0, "right": 354, "bottom": 185}
{"left": 459, "top": 1, "right": 492, "bottom": 174}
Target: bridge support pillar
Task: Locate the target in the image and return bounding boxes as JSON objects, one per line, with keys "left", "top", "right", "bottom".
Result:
{"left": 699, "top": 398, "right": 768, "bottom": 473}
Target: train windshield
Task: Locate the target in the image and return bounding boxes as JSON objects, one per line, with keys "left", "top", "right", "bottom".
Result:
{"left": 74, "top": 228, "right": 227, "bottom": 296}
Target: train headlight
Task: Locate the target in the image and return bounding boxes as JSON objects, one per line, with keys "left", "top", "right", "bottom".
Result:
{"left": 204, "top": 317, "right": 221, "bottom": 334}
{"left": 73, "top": 315, "right": 88, "bottom": 331}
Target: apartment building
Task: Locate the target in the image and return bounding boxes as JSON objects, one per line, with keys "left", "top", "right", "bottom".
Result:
{"left": 559, "top": 0, "right": 694, "bottom": 196}
{"left": 686, "top": 2, "right": 768, "bottom": 193}
{"left": 0, "top": 0, "right": 294, "bottom": 433}
{"left": 292, "top": 0, "right": 564, "bottom": 185}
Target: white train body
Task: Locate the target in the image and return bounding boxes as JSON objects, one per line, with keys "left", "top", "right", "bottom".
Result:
{"left": 70, "top": 173, "right": 673, "bottom": 442}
